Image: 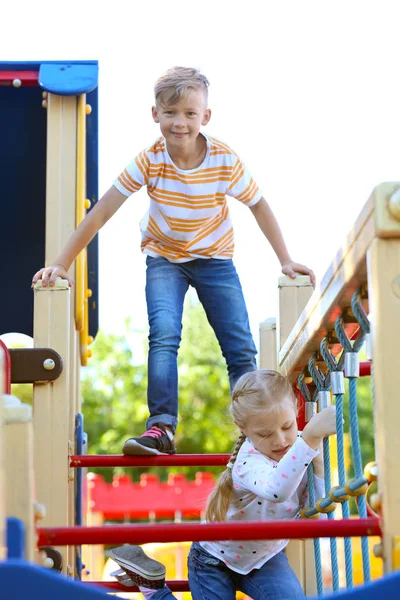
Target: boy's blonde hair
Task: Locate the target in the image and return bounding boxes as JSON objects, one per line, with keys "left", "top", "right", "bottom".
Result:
{"left": 205, "top": 370, "right": 297, "bottom": 522}
{"left": 154, "top": 66, "right": 209, "bottom": 108}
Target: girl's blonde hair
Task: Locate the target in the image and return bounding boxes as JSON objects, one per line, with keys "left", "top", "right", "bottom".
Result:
{"left": 205, "top": 370, "right": 297, "bottom": 522}
{"left": 154, "top": 66, "right": 209, "bottom": 108}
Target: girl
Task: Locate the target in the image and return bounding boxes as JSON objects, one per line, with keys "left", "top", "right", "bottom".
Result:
{"left": 111, "top": 369, "right": 336, "bottom": 599}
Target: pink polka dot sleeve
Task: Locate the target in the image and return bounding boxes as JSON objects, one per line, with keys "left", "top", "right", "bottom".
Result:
{"left": 233, "top": 437, "right": 319, "bottom": 503}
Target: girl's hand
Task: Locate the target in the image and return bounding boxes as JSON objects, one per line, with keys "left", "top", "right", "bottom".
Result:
{"left": 302, "top": 406, "right": 337, "bottom": 450}
{"left": 281, "top": 261, "right": 316, "bottom": 288}
{"left": 32, "top": 264, "right": 74, "bottom": 288}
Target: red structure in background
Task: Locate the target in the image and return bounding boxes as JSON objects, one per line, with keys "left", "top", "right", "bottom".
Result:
{"left": 88, "top": 472, "right": 215, "bottom": 520}
{"left": 0, "top": 340, "right": 11, "bottom": 394}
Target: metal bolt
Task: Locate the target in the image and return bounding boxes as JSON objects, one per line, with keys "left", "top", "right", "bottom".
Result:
{"left": 43, "top": 359, "right": 55, "bottom": 371}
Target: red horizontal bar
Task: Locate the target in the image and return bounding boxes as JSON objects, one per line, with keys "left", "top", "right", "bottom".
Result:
{"left": 70, "top": 454, "right": 230, "bottom": 468}
{"left": 85, "top": 580, "right": 188, "bottom": 592}
{"left": 37, "top": 518, "right": 381, "bottom": 547}
{"left": 0, "top": 71, "right": 39, "bottom": 86}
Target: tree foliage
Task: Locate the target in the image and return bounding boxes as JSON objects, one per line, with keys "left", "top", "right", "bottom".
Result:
{"left": 81, "top": 296, "right": 234, "bottom": 482}
{"left": 9, "top": 300, "right": 376, "bottom": 487}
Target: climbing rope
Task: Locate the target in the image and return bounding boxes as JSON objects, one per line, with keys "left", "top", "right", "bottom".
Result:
{"left": 335, "top": 294, "right": 371, "bottom": 582}
{"left": 320, "top": 338, "right": 353, "bottom": 589}
{"left": 308, "top": 354, "right": 340, "bottom": 592}
{"left": 298, "top": 370, "right": 324, "bottom": 596}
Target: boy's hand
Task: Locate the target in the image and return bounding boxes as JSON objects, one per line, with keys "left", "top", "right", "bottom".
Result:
{"left": 32, "top": 264, "right": 74, "bottom": 288}
{"left": 281, "top": 261, "right": 316, "bottom": 288}
{"left": 302, "top": 406, "right": 337, "bottom": 450}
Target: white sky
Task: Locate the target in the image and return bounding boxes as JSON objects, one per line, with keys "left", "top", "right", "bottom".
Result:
{"left": 2, "top": 1, "right": 400, "bottom": 351}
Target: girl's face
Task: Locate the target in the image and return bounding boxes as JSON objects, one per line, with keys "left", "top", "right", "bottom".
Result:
{"left": 241, "top": 397, "right": 298, "bottom": 461}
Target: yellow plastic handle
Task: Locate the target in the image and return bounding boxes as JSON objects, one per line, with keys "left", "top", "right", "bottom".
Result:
{"left": 75, "top": 94, "right": 86, "bottom": 334}
{"left": 75, "top": 94, "right": 94, "bottom": 365}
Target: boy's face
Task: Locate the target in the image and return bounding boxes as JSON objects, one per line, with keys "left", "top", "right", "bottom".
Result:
{"left": 152, "top": 89, "right": 211, "bottom": 150}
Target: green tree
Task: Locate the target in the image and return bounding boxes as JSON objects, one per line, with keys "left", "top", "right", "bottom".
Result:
{"left": 81, "top": 296, "right": 234, "bottom": 482}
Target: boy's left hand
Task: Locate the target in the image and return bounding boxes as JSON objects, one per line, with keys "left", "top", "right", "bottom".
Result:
{"left": 281, "top": 261, "right": 316, "bottom": 288}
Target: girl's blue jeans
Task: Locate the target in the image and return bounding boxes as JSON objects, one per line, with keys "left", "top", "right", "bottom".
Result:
{"left": 145, "top": 256, "right": 257, "bottom": 433}
{"left": 150, "top": 542, "right": 305, "bottom": 600}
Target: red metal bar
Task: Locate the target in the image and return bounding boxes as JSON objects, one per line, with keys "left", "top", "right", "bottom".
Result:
{"left": 0, "top": 71, "right": 39, "bottom": 86}
{"left": 85, "top": 580, "right": 188, "bottom": 592}
{"left": 359, "top": 361, "right": 371, "bottom": 377}
{"left": 37, "top": 518, "right": 381, "bottom": 546}
{"left": 70, "top": 454, "right": 230, "bottom": 468}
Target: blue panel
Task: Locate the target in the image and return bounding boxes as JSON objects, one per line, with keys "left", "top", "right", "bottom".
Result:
{"left": 307, "top": 569, "right": 400, "bottom": 599}
{"left": 86, "top": 87, "right": 99, "bottom": 339}
{"left": 0, "top": 60, "right": 99, "bottom": 340}
{"left": 0, "top": 83, "right": 46, "bottom": 337}
{"left": 0, "top": 560, "right": 110, "bottom": 599}
{"left": 38, "top": 63, "right": 98, "bottom": 95}
{"left": 6, "top": 518, "right": 25, "bottom": 560}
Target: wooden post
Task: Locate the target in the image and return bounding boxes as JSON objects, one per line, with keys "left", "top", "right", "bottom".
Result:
{"left": 4, "top": 398, "right": 35, "bottom": 561}
{"left": 0, "top": 347, "right": 6, "bottom": 559}
{"left": 33, "top": 280, "right": 72, "bottom": 574}
{"left": 33, "top": 91, "right": 83, "bottom": 576}
{"left": 277, "top": 275, "right": 314, "bottom": 594}
{"left": 259, "top": 318, "right": 277, "bottom": 370}
{"left": 367, "top": 232, "right": 400, "bottom": 570}
{"left": 277, "top": 275, "right": 314, "bottom": 351}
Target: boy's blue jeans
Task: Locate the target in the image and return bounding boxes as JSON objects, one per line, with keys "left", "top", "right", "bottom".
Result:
{"left": 150, "top": 542, "right": 305, "bottom": 600}
{"left": 145, "top": 256, "right": 257, "bottom": 433}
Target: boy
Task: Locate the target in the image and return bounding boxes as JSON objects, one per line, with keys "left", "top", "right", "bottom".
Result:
{"left": 32, "top": 66, "right": 315, "bottom": 456}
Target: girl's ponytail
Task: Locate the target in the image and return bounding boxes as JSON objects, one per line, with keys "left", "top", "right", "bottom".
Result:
{"left": 205, "top": 432, "right": 246, "bottom": 522}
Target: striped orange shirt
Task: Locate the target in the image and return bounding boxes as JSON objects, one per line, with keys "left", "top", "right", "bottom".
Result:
{"left": 113, "top": 134, "right": 262, "bottom": 262}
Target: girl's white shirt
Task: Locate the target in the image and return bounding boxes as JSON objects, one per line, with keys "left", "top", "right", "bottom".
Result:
{"left": 200, "top": 434, "right": 324, "bottom": 574}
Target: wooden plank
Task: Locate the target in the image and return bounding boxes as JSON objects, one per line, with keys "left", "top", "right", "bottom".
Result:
{"left": 33, "top": 280, "right": 72, "bottom": 574}
{"left": 279, "top": 193, "right": 375, "bottom": 381}
{"left": 259, "top": 318, "right": 277, "bottom": 370}
{"left": 5, "top": 418, "right": 35, "bottom": 561}
{"left": 367, "top": 237, "right": 400, "bottom": 572}
{"left": 41, "top": 92, "right": 82, "bottom": 576}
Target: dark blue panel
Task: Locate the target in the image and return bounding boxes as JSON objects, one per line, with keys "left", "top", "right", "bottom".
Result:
{"left": 38, "top": 63, "right": 98, "bottom": 95}
{"left": 0, "top": 60, "right": 99, "bottom": 340}
{"left": 0, "top": 84, "right": 46, "bottom": 336}
{"left": 86, "top": 87, "right": 99, "bottom": 339}
{"left": 0, "top": 60, "right": 98, "bottom": 72}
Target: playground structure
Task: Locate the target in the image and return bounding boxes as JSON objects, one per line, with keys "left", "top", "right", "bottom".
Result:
{"left": 1, "top": 60, "right": 400, "bottom": 598}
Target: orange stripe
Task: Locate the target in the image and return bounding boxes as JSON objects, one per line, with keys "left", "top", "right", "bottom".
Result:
{"left": 202, "top": 229, "right": 234, "bottom": 254}
{"left": 135, "top": 152, "right": 149, "bottom": 184}
{"left": 208, "top": 137, "right": 239, "bottom": 157}
{"left": 149, "top": 172, "right": 232, "bottom": 185}
{"left": 184, "top": 204, "right": 229, "bottom": 250}
{"left": 228, "top": 160, "right": 245, "bottom": 191}
{"left": 237, "top": 179, "right": 259, "bottom": 204}
{"left": 118, "top": 170, "right": 141, "bottom": 193}
{"left": 158, "top": 164, "right": 234, "bottom": 176}
{"left": 142, "top": 240, "right": 191, "bottom": 260}
{"left": 147, "top": 218, "right": 187, "bottom": 247}
{"left": 151, "top": 187, "right": 226, "bottom": 202}
{"left": 150, "top": 197, "right": 224, "bottom": 210}
{"left": 194, "top": 230, "right": 234, "bottom": 256}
